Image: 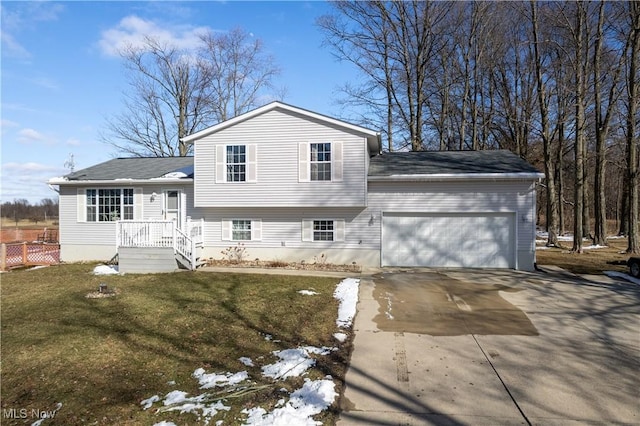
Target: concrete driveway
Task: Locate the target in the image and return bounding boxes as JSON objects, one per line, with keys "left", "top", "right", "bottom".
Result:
{"left": 338, "top": 267, "right": 640, "bottom": 425}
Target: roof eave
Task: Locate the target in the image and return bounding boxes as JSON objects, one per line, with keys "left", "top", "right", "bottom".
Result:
{"left": 48, "top": 178, "right": 194, "bottom": 185}
{"left": 181, "top": 101, "right": 379, "bottom": 144}
{"left": 368, "top": 172, "right": 545, "bottom": 182}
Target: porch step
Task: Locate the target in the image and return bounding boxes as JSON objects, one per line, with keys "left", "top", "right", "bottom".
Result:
{"left": 175, "top": 253, "right": 207, "bottom": 271}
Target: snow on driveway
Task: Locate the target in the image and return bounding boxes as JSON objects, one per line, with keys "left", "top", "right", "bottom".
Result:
{"left": 141, "top": 277, "right": 360, "bottom": 426}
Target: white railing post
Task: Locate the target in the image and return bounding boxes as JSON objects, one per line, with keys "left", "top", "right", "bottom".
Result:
{"left": 172, "top": 220, "right": 177, "bottom": 253}
{"left": 191, "top": 236, "right": 196, "bottom": 270}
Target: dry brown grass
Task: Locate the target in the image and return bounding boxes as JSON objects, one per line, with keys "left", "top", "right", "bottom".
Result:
{"left": 535, "top": 236, "right": 631, "bottom": 275}
{"left": 1, "top": 264, "right": 350, "bottom": 425}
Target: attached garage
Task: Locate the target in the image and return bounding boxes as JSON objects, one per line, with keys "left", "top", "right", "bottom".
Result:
{"left": 382, "top": 212, "right": 515, "bottom": 268}
{"left": 368, "top": 150, "right": 544, "bottom": 271}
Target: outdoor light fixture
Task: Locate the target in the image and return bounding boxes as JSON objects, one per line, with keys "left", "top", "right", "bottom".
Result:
{"left": 150, "top": 192, "right": 157, "bottom": 202}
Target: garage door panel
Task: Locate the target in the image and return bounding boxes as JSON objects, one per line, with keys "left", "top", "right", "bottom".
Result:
{"left": 382, "top": 213, "right": 515, "bottom": 268}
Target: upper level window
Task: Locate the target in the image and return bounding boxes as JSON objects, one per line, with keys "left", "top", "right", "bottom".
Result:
{"left": 310, "top": 143, "right": 331, "bottom": 181}
{"left": 232, "top": 219, "right": 252, "bottom": 241}
{"left": 226, "top": 145, "right": 246, "bottom": 182}
{"left": 86, "top": 188, "right": 133, "bottom": 222}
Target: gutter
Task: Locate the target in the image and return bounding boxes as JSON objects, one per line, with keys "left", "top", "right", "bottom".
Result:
{"left": 368, "top": 172, "right": 545, "bottom": 182}
{"left": 47, "top": 178, "right": 194, "bottom": 185}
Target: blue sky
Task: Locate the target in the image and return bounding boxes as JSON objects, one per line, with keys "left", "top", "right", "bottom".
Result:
{"left": 1, "top": 1, "right": 360, "bottom": 203}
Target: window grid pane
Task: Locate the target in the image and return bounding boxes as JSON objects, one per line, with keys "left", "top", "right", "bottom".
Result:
{"left": 86, "top": 188, "right": 134, "bottom": 222}
{"left": 313, "top": 220, "right": 334, "bottom": 241}
{"left": 232, "top": 220, "right": 252, "bottom": 241}
{"left": 122, "top": 188, "right": 134, "bottom": 220}
{"left": 227, "top": 145, "right": 246, "bottom": 182}
{"left": 86, "top": 189, "right": 97, "bottom": 222}
{"left": 310, "top": 143, "right": 331, "bottom": 181}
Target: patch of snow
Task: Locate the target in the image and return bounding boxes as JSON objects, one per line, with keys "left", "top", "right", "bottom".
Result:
{"left": 163, "top": 390, "right": 192, "bottom": 406}
{"left": 262, "top": 348, "right": 316, "bottom": 380}
{"left": 263, "top": 334, "right": 273, "bottom": 341}
{"left": 30, "top": 403, "right": 62, "bottom": 426}
{"left": 48, "top": 176, "right": 68, "bottom": 183}
{"left": 302, "top": 346, "right": 333, "bottom": 356}
{"left": 154, "top": 390, "right": 230, "bottom": 422}
{"left": 535, "top": 246, "right": 551, "bottom": 250}
{"left": 333, "top": 332, "right": 347, "bottom": 343}
{"left": 141, "top": 395, "right": 160, "bottom": 410}
{"left": 28, "top": 265, "right": 50, "bottom": 270}
{"left": 536, "top": 231, "right": 574, "bottom": 241}
{"left": 161, "top": 171, "right": 188, "bottom": 178}
{"left": 239, "top": 357, "right": 254, "bottom": 367}
{"left": 153, "top": 422, "right": 178, "bottom": 426}
{"left": 193, "top": 369, "right": 248, "bottom": 389}
{"left": 604, "top": 271, "right": 640, "bottom": 285}
{"left": 334, "top": 278, "right": 360, "bottom": 328}
{"left": 92, "top": 264, "right": 119, "bottom": 275}
{"left": 167, "top": 380, "right": 176, "bottom": 386}
{"left": 298, "top": 290, "right": 319, "bottom": 296}
{"left": 242, "top": 378, "right": 337, "bottom": 426}
{"left": 582, "top": 245, "right": 607, "bottom": 250}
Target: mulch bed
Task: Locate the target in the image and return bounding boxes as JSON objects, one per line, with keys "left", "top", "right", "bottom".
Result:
{"left": 206, "top": 258, "right": 362, "bottom": 273}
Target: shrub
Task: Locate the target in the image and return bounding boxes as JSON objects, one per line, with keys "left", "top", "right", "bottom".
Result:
{"left": 221, "top": 243, "right": 248, "bottom": 263}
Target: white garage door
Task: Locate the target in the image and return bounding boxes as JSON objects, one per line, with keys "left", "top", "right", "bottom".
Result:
{"left": 382, "top": 213, "right": 515, "bottom": 268}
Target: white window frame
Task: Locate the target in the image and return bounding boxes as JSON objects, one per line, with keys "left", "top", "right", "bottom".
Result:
{"left": 299, "top": 142, "right": 343, "bottom": 182}
{"left": 222, "top": 219, "right": 262, "bottom": 241}
{"left": 301, "top": 219, "right": 345, "bottom": 242}
{"left": 79, "top": 188, "right": 143, "bottom": 222}
{"left": 310, "top": 142, "right": 332, "bottom": 181}
{"left": 216, "top": 144, "right": 257, "bottom": 183}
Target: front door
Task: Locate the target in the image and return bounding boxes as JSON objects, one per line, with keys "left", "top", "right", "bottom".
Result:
{"left": 164, "top": 190, "right": 182, "bottom": 228}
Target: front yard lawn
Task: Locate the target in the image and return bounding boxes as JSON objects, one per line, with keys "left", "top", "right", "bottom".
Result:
{"left": 1, "top": 263, "right": 354, "bottom": 425}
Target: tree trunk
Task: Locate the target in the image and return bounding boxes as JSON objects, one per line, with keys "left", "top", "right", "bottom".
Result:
{"left": 627, "top": 0, "right": 640, "bottom": 253}
{"left": 530, "top": 0, "right": 560, "bottom": 247}
{"left": 572, "top": 3, "right": 587, "bottom": 253}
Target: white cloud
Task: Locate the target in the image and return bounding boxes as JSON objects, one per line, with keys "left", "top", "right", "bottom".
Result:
{"left": 30, "top": 76, "right": 59, "bottom": 91}
{"left": 17, "top": 128, "right": 45, "bottom": 143}
{"left": 99, "top": 15, "right": 210, "bottom": 57}
{"left": 0, "top": 30, "right": 30, "bottom": 58}
{"left": 3, "top": 162, "right": 61, "bottom": 173}
{"left": 1, "top": 119, "right": 19, "bottom": 130}
{"left": 1, "top": 162, "right": 65, "bottom": 203}
{"left": 0, "top": 2, "right": 64, "bottom": 58}
{"left": 65, "top": 138, "right": 82, "bottom": 146}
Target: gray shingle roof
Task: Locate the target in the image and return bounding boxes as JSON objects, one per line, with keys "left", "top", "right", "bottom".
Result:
{"left": 65, "top": 157, "right": 194, "bottom": 181}
{"left": 368, "top": 150, "right": 541, "bottom": 177}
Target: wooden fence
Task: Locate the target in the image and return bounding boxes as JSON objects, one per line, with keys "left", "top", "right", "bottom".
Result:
{"left": 0, "top": 242, "right": 60, "bottom": 271}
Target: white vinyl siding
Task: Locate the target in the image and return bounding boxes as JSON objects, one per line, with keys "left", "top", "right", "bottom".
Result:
{"left": 221, "top": 219, "right": 262, "bottom": 241}
{"left": 194, "top": 108, "right": 364, "bottom": 207}
{"left": 59, "top": 184, "right": 194, "bottom": 260}
{"left": 215, "top": 144, "right": 257, "bottom": 183}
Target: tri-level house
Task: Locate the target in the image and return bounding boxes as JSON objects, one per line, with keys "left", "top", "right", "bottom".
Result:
{"left": 49, "top": 102, "right": 543, "bottom": 273}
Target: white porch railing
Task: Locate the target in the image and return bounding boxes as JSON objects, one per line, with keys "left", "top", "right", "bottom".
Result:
{"left": 116, "top": 219, "right": 204, "bottom": 270}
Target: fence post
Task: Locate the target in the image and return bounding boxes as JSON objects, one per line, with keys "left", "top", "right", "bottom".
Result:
{"left": 1, "top": 243, "right": 6, "bottom": 271}
{"left": 22, "top": 242, "right": 27, "bottom": 264}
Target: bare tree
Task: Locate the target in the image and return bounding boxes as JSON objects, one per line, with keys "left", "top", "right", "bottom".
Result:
{"left": 198, "top": 28, "right": 281, "bottom": 122}
{"left": 625, "top": 0, "right": 640, "bottom": 253}
{"left": 318, "top": 1, "right": 451, "bottom": 151}
{"left": 593, "top": 2, "right": 626, "bottom": 246}
{"left": 531, "top": 0, "right": 560, "bottom": 247}
{"left": 102, "top": 29, "right": 280, "bottom": 157}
